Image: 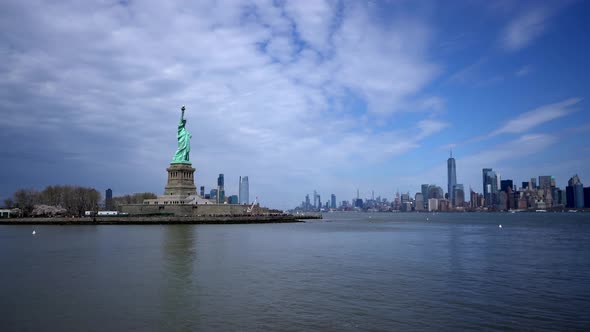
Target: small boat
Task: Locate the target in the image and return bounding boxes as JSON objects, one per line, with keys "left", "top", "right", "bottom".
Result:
{"left": 535, "top": 210, "right": 547, "bottom": 213}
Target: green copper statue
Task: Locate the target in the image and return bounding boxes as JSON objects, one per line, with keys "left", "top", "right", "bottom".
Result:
{"left": 172, "top": 105, "right": 192, "bottom": 164}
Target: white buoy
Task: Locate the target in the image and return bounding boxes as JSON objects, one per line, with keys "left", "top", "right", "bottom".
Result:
{"left": 32, "top": 230, "right": 36, "bottom": 235}
{"left": 498, "top": 224, "right": 502, "bottom": 228}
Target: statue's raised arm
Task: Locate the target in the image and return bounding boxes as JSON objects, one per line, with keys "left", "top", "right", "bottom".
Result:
{"left": 180, "top": 105, "right": 186, "bottom": 123}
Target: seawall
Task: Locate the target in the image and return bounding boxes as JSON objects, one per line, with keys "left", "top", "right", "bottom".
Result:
{"left": 0, "top": 214, "right": 321, "bottom": 225}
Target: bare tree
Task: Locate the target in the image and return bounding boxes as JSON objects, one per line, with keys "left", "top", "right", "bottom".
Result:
{"left": 11, "top": 185, "right": 103, "bottom": 217}
{"left": 14, "top": 189, "right": 40, "bottom": 217}
{"left": 3, "top": 198, "right": 14, "bottom": 208}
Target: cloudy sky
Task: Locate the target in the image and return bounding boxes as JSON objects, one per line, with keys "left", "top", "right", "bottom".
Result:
{"left": 1, "top": 0, "right": 589, "bottom": 209}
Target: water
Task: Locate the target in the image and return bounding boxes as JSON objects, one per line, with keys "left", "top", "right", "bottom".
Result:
{"left": 1, "top": 212, "right": 589, "bottom": 331}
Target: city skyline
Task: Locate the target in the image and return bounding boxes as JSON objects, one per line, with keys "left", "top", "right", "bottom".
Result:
{"left": 295, "top": 168, "right": 586, "bottom": 211}
{"left": 1, "top": 1, "right": 589, "bottom": 209}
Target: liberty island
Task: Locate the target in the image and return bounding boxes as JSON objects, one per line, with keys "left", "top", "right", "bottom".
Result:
{"left": 2, "top": 106, "right": 318, "bottom": 224}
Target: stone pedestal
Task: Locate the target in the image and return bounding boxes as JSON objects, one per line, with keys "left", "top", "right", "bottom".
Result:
{"left": 164, "top": 163, "right": 196, "bottom": 196}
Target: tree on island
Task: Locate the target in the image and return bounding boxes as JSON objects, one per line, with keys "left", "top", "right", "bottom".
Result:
{"left": 8, "top": 185, "right": 101, "bottom": 217}
{"left": 3, "top": 198, "right": 15, "bottom": 209}
{"left": 111, "top": 192, "right": 157, "bottom": 209}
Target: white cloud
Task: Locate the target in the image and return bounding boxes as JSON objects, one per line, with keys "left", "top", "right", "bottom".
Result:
{"left": 489, "top": 98, "right": 581, "bottom": 136}
{"left": 416, "top": 119, "right": 449, "bottom": 140}
{"left": 515, "top": 65, "right": 533, "bottom": 77}
{"left": 283, "top": 0, "right": 335, "bottom": 53}
{"left": 0, "top": 0, "right": 442, "bottom": 208}
{"left": 502, "top": 8, "right": 548, "bottom": 51}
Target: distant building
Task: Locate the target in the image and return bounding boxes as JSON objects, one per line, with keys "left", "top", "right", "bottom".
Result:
{"left": 556, "top": 189, "right": 566, "bottom": 206}
{"left": 574, "top": 184, "right": 584, "bottom": 208}
{"left": 105, "top": 188, "right": 113, "bottom": 211}
{"left": 427, "top": 185, "right": 444, "bottom": 199}
{"left": 228, "top": 195, "right": 238, "bottom": 204}
{"left": 200, "top": 186, "right": 205, "bottom": 197}
{"left": 500, "top": 180, "right": 513, "bottom": 193}
{"left": 415, "top": 193, "right": 424, "bottom": 211}
{"left": 401, "top": 193, "right": 410, "bottom": 205}
{"left": 354, "top": 198, "right": 363, "bottom": 209}
{"left": 239, "top": 176, "right": 249, "bottom": 204}
{"left": 217, "top": 174, "right": 225, "bottom": 204}
{"left": 482, "top": 168, "right": 498, "bottom": 207}
{"left": 421, "top": 184, "right": 429, "bottom": 209}
{"left": 447, "top": 150, "right": 457, "bottom": 206}
{"left": 210, "top": 189, "right": 218, "bottom": 200}
{"left": 428, "top": 198, "right": 439, "bottom": 212}
{"left": 438, "top": 199, "right": 450, "bottom": 212}
{"left": 539, "top": 176, "right": 552, "bottom": 189}
{"left": 330, "top": 194, "right": 336, "bottom": 209}
{"left": 452, "top": 184, "right": 465, "bottom": 207}
{"left": 470, "top": 190, "right": 479, "bottom": 209}
{"left": 401, "top": 201, "right": 412, "bottom": 212}
{"left": 566, "top": 175, "right": 585, "bottom": 208}
{"left": 313, "top": 190, "right": 318, "bottom": 209}
{"left": 498, "top": 191, "right": 508, "bottom": 210}
{"left": 0, "top": 209, "right": 15, "bottom": 218}
{"left": 530, "top": 177, "right": 537, "bottom": 189}
{"left": 585, "top": 188, "right": 590, "bottom": 208}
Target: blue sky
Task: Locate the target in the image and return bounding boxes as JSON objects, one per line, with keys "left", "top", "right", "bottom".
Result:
{"left": 1, "top": 0, "right": 589, "bottom": 209}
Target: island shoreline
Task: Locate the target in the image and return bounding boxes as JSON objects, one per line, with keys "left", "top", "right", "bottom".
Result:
{"left": 0, "top": 215, "right": 322, "bottom": 225}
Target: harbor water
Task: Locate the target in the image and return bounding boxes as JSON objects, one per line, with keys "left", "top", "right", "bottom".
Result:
{"left": 1, "top": 212, "right": 589, "bottom": 331}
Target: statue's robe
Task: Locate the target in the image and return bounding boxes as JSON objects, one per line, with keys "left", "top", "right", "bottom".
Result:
{"left": 173, "top": 121, "right": 191, "bottom": 163}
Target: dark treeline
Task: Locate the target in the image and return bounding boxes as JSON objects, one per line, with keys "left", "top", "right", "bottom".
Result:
{"left": 4, "top": 186, "right": 101, "bottom": 217}
{"left": 111, "top": 193, "right": 157, "bottom": 209}
{"left": 3, "top": 187, "right": 158, "bottom": 217}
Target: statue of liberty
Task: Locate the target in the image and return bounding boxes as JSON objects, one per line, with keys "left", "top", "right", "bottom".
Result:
{"left": 172, "top": 105, "right": 192, "bottom": 164}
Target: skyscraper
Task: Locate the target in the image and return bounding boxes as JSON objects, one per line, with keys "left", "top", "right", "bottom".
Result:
{"left": 217, "top": 174, "right": 225, "bottom": 204}
{"left": 470, "top": 189, "right": 480, "bottom": 209}
{"left": 421, "top": 184, "right": 429, "bottom": 209}
{"left": 452, "top": 184, "right": 465, "bottom": 207}
{"left": 200, "top": 186, "right": 205, "bottom": 197}
{"left": 447, "top": 150, "right": 457, "bottom": 206}
{"left": 239, "top": 176, "right": 249, "bottom": 204}
{"left": 415, "top": 193, "right": 424, "bottom": 211}
{"left": 427, "top": 185, "right": 444, "bottom": 199}
{"left": 539, "top": 176, "right": 552, "bottom": 189}
{"left": 313, "top": 190, "right": 318, "bottom": 209}
{"left": 566, "top": 175, "right": 585, "bottom": 208}
{"left": 482, "top": 168, "right": 498, "bottom": 207}
{"left": 500, "top": 180, "right": 513, "bottom": 193}
{"left": 330, "top": 194, "right": 336, "bottom": 209}
{"left": 105, "top": 188, "right": 113, "bottom": 210}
